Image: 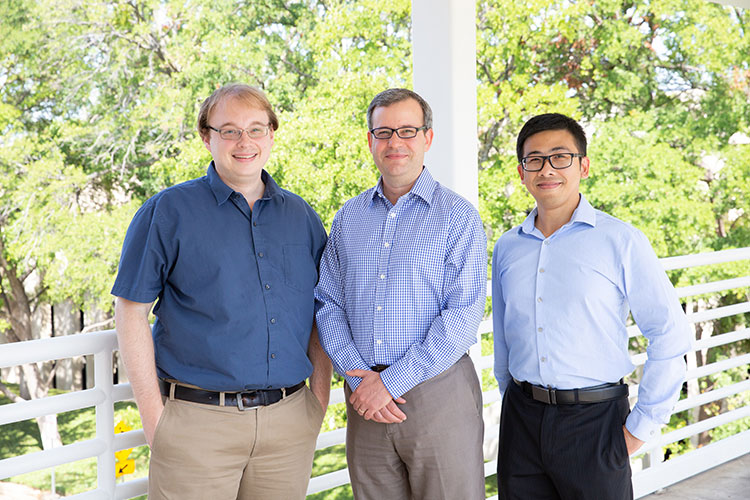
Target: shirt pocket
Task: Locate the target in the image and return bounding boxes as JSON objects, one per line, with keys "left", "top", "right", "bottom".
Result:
{"left": 283, "top": 244, "right": 319, "bottom": 292}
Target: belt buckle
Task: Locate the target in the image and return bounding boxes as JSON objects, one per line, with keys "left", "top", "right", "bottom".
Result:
{"left": 236, "top": 391, "right": 259, "bottom": 411}
{"left": 531, "top": 385, "right": 556, "bottom": 404}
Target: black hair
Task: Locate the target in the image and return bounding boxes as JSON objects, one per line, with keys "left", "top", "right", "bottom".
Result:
{"left": 516, "top": 113, "right": 587, "bottom": 162}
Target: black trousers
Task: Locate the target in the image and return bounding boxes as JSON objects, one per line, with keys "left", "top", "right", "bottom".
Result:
{"left": 497, "top": 381, "right": 633, "bottom": 500}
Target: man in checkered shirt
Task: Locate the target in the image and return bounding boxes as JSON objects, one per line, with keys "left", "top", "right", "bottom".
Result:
{"left": 315, "top": 88, "right": 487, "bottom": 500}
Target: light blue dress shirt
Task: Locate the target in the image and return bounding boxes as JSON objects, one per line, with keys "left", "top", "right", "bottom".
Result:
{"left": 316, "top": 167, "right": 487, "bottom": 398}
{"left": 492, "top": 194, "right": 690, "bottom": 441}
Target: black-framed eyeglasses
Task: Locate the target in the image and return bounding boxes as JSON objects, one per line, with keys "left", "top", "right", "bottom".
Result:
{"left": 370, "top": 126, "right": 427, "bottom": 140}
{"left": 208, "top": 125, "right": 270, "bottom": 141}
{"left": 521, "top": 153, "right": 585, "bottom": 172}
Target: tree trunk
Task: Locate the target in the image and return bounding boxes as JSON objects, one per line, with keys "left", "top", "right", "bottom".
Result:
{"left": 19, "top": 362, "right": 63, "bottom": 449}
{"left": 36, "top": 414, "right": 63, "bottom": 450}
{"left": 685, "top": 299, "right": 701, "bottom": 449}
{"left": 0, "top": 240, "right": 64, "bottom": 450}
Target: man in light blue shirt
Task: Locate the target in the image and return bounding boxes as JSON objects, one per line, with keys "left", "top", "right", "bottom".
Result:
{"left": 492, "top": 113, "right": 691, "bottom": 499}
{"left": 315, "top": 88, "right": 487, "bottom": 499}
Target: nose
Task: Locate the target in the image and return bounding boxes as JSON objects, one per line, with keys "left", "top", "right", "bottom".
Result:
{"left": 237, "top": 129, "right": 254, "bottom": 145}
{"left": 538, "top": 158, "right": 556, "bottom": 174}
{"left": 387, "top": 133, "right": 405, "bottom": 146}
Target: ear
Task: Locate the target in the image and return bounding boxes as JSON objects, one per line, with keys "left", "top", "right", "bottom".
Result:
{"left": 202, "top": 133, "right": 211, "bottom": 152}
{"left": 268, "top": 127, "right": 275, "bottom": 148}
{"left": 580, "top": 156, "right": 590, "bottom": 179}
{"left": 517, "top": 164, "right": 525, "bottom": 183}
{"left": 423, "top": 128, "right": 434, "bottom": 152}
{"left": 367, "top": 131, "right": 373, "bottom": 151}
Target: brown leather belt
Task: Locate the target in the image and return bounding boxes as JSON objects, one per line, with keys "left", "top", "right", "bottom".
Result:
{"left": 513, "top": 379, "right": 628, "bottom": 405}
{"left": 159, "top": 379, "right": 305, "bottom": 410}
{"left": 371, "top": 364, "right": 389, "bottom": 373}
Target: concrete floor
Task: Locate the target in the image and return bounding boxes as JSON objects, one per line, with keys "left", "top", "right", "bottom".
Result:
{"left": 643, "top": 453, "right": 750, "bottom": 500}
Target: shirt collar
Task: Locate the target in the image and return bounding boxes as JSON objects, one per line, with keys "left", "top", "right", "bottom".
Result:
{"left": 371, "top": 166, "right": 436, "bottom": 206}
{"left": 260, "top": 170, "right": 282, "bottom": 200}
{"left": 570, "top": 194, "right": 597, "bottom": 227}
{"left": 207, "top": 162, "right": 233, "bottom": 205}
{"left": 519, "top": 193, "right": 596, "bottom": 235}
{"left": 206, "top": 162, "right": 282, "bottom": 205}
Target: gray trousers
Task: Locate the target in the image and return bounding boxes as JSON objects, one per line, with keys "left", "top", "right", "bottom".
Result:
{"left": 345, "top": 354, "right": 485, "bottom": 500}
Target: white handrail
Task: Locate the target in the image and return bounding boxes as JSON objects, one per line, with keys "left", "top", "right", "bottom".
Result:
{"left": 660, "top": 247, "right": 750, "bottom": 270}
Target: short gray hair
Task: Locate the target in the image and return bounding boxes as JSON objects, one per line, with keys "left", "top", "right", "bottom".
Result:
{"left": 366, "top": 88, "right": 433, "bottom": 130}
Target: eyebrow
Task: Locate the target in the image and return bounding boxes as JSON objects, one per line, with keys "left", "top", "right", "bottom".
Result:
{"left": 525, "top": 146, "right": 572, "bottom": 155}
{"left": 216, "top": 120, "right": 268, "bottom": 128}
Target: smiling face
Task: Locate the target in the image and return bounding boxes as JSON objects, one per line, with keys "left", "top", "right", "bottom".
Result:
{"left": 367, "top": 98, "right": 433, "bottom": 198}
{"left": 518, "top": 128, "right": 589, "bottom": 215}
{"left": 202, "top": 96, "right": 274, "bottom": 190}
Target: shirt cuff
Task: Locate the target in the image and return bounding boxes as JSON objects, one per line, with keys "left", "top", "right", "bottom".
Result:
{"left": 344, "top": 374, "right": 362, "bottom": 392}
{"left": 379, "top": 365, "right": 414, "bottom": 400}
{"left": 496, "top": 373, "right": 511, "bottom": 396}
{"left": 625, "top": 405, "right": 663, "bottom": 443}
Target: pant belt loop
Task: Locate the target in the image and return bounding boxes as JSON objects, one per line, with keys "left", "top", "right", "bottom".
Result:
{"left": 168, "top": 382, "right": 176, "bottom": 401}
{"left": 219, "top": 392, "right": 225, "bottom": 406}
{"left": 281, "top": 387, "right": 287, "bottom": 399}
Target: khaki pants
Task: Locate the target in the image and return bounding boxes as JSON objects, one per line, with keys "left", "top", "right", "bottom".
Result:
{"left": 345, "top": 354, "right": 485, "bottom": 500}
{"left": 148, "top": 385, "right": 325, "bottom": 500}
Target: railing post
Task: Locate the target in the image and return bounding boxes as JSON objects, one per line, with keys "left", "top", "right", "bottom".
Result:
{"left": 95, "top": 346, "right": 116, "bottom": 496}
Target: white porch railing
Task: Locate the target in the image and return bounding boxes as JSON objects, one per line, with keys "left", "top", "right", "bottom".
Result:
{"left": 1, "top": 247, "right": 748, "bottom": 499}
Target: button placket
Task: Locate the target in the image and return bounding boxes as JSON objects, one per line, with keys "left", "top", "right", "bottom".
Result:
{"left": 374, "top": 207, "right": 398, "bottom": 354}
{"left": 536, "top": 238, "right": 551, "bottom": 378}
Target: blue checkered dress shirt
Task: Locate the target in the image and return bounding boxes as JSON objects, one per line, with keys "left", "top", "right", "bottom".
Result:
{"left": 315, "top": 167, "right": 487, "bottom": 398}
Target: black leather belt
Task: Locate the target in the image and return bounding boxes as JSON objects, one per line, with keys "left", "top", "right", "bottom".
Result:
{"left": 514, "top": 379, "right": 628, "bottom": 405}
{"left": 159, "top": 379, "right": 305, "bottom": 410}
{"left": 371, "top": 364, "right": 389, "bottom": 373}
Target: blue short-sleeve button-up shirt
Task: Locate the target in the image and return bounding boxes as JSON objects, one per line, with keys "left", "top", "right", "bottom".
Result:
{"left": 111, "top": 163, "right": 327, "bottom": 391}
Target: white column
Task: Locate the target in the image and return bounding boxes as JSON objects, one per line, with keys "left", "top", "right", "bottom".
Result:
{"left": 710, "top": 0, "right": 750, "bottom": 8}
{"left": 411, "top": 0, "right": 478, "bottom": 207}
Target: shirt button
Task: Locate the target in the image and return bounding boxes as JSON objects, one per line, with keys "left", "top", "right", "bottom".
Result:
{"left": 538, "top": 327, "right": 543, "bottom": 332}
{"left": 389, "top": 212, "right": 396, "bottom": 218}
{"left": 271, "top": 353, "right": 276, "bottom": 359}
{"left": 543, "top": 240, "right": 550, "bottom": 246}
{"left": 376, "top": 340, "right": 382, "bottom": 345}
{"left": 270, "top": 318, "right": 276, "bottom": 324}
{"left": 253, "top": 221, "right": 257, "bottom": 227}
{"left": 539, "top": 268, "right": 545, "bottom": 273}
{"left": 537, "top": 297, "right": 543, "bottom": 303}
{"left": 384, "top": 242, "right": 390, "bottom": 248}
{"left": 258, "top": 252, "right": 264, "bottom": 258}
{"left": 541, "top": 356, "right": 547, "bottom": 363}
{"left": 377, "top": 306, "right": 382, "bottom": 311}
{"left": 380, "top": 274, "right": 386, "bottom": 279}
{"left": 265, "top": 284, "right": 271, "bottom": 290}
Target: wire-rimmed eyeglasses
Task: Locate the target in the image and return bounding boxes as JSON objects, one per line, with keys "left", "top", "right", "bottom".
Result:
{"left": 208, "top": 125, "right": 270, "bottom": 141}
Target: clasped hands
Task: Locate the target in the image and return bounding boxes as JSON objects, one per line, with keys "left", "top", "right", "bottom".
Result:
{"left": 346, "top": 369, "right": 407, "bottom": 423}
